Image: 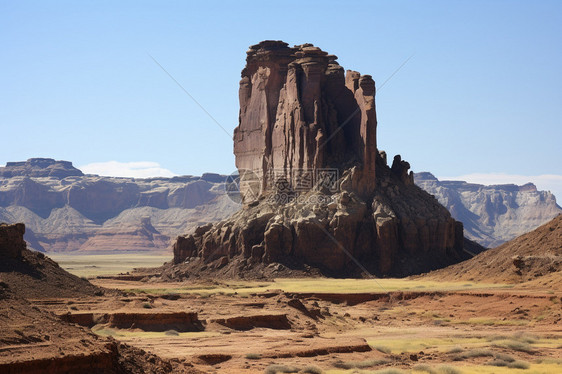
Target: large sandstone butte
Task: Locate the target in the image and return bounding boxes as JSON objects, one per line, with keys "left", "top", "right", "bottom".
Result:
{"left": 234, "top": 41, "right": 376, "bottom": 199}
{"left": 173, "top": 41, "right": 466, "bottom": 277}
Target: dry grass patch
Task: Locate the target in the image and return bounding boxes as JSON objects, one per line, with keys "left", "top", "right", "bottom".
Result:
{"left": 91, "top": 326, "right": 218, "bottom": 339}
{"left": 49, "top": 253, "right": 172, "bottom": 278}
{"left": 333, "top": 358, "right": 390, "bottom": 369}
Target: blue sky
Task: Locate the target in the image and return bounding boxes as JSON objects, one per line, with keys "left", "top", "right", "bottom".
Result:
{"left": 1, "top": 1, "right": 561, "bottom": 197}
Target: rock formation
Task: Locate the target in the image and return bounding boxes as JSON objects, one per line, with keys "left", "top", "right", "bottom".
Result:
{"left": 172, "top": 41, "right": 466, "bottom": 277}
{"left": 0, "top": 223, "right": 25, "bottom": 259}
{"left": 0, "top": 158, "right": 83, "bottom": 178}
{"left": 414, "top": 172, "right": 562, "bottom": 247}
{"left": 0, "top": 158, "right": 239, "bottom": 253}
{"left": 78, "top": 216, "right": 169, "bottom": 253}
{"left": 234, "top": 41, "right": 377, "bottom": 200}
{"left": 0, "top": 223, "right": 103, "bottom": 298}
{"left": 427, "top": 214, "right": 562, "bottom": 283}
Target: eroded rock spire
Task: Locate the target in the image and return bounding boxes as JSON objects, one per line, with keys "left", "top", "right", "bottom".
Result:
{"left": 234, "top": 41, "right": 377, "bottom": 201}
{"left": 172, "top": 41, "right": 465, "bottom": 277}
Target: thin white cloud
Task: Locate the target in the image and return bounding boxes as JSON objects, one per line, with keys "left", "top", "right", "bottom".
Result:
{"left": 79, "top": 161, "right": 177, "bottom": 178}
{"left": 439, "top": 173, "right": 562, "bottom": 202}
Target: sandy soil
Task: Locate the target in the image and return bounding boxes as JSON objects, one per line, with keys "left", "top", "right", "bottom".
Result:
{"left": 16, "top": 276, "right": 557, "bottom": 374}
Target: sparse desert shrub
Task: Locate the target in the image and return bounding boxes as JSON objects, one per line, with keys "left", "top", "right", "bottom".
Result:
{"left": 493, "top": 340, "right": 534, "bottom": 353}
{"left": 333, "top": 358, "right": 390, "bottom": 369}
{"left": 413, "top": 364, "right": 437, "bottom": 374}
{"left": 487, "top": 359, "right": 529, "bottom": 369}
{"left": 245, "top": 353, "right": 261, "bottom": 360}
{"left": 142, "top": 302, "right": 153, "bottom": 309}
{"left": 535, "top": 358, "right": 562, "bottom": 364}
{"left": 373, "top": 345, "right": 392, "bottom": 354}
{"left": 264, "top": 364, "right": 299, "bottom": 374}
{"left": 446, "top": 346, "right": 464, "bottom": 354}
{"left": 436, "top": 366, "right": 461, "bottom": 374}
{"left": 486, "top": 359, "right": 508, "bottom": 367}
{"left": 374, "top": 369, "right": 406, "bottom": 374}
{"left": 508, "top": 360, "right": 530, "bottom": 369}
{"left": 452, "top": 348, "right": 494, "bottom": 361}
{"left": 462, "top": 348, "right": 494, "bottom": 358}
{"left": 300, "top": 366, "right": 323, "bottom": 374}
{"left": 513, "top": 332, "right": 538, "bottom": 344}
{"left": 495, "top": 353, "right": 515, "bottom": 362}
{"left": 486, "top": 334, "right": 510, "bottom": 341}
{"left": 164, "top": 329, "right": 179, "bottom": 336}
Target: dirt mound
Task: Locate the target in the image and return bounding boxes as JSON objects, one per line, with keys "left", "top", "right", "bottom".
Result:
{"left": 148, "top": 255, "right": 324, "bottom": 281}
{"left": 426, "top": 214, "right": 562, "bottom": 283}
{"left": 0, "top": 223, "right": 104, "bottom": 298}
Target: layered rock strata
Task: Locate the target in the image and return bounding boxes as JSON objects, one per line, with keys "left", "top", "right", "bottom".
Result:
{"left": 173, "top": 41, "right": 465, "bottom": 276}
{"left": 0, "top": 159, "right": 239, "bottom": 253}
{"left": 415, "top": 172, "right": 562, "bottom": 247}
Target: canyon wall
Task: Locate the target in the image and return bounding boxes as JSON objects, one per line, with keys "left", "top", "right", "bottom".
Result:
{"left": 414, "top": 172, "right": 562, "bottom": 247}
{"left": 0, "top": 159, "right": 239, "bottom": 253}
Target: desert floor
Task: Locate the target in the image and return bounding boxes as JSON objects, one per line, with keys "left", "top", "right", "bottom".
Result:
{"left": 26, "top": 253, "right": 560, "bottom": 374}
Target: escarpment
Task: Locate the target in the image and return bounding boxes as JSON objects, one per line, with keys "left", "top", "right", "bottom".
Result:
{"left": 172, "top": 40, "right": 467, "bottom": 276}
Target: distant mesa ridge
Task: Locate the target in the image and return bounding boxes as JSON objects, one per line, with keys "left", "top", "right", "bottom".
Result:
{"left": 1, "top": 158, "right": 559, "bottom": 255}
{"left": 1, "top": 158, "right": 83, "bottom": 178}
{"left": 414, "top": 172, "right": 561, "bottom": 248}
{"left": 0, "top": 159, "right": 239, "bottom": 253}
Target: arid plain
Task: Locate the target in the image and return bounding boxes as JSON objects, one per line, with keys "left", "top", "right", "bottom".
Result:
{"left": 43, "top": 219, "right": 562, "bottom": 374}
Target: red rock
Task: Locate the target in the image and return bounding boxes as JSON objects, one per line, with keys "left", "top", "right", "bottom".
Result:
{"left": 173, "top": 40, "right": 466, "bottom": 276}
{"left": 234, "top": 41, "right": 377, "bottom": 201}
{"left": 0, "top": 223, "right": 25, "bottom": 259}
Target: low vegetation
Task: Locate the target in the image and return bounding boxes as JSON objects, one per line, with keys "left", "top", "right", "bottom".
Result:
{"left": 451, "top": 348, "right": 494, "bottom": 360}
{"left": 333, "top": 358, "right": 390, "bottom": 369}
{"left": 115, "top": 277, "right": 509, "bottom": 297}
{"left": 245, "top": 353, "right": 261, "bottom": 360}
{"left": 49, "top": 253, "right": 172, "bottom": 278}
{"left": 264, "top": 364, "right": 300, "bottom": 374}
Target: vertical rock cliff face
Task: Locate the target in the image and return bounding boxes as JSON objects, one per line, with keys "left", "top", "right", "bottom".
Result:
{"left": 0, "top": 223, "right": 25, "bottom": 259}
{"left": 234, "top": 41, "right": 376, "bottom": 200}
{"left": 173, "top": 41, "right": 465, "bottom": 277}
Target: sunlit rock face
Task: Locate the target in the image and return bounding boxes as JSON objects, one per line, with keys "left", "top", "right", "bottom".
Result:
{"left": 0, "top": 160, "right": 239, "bottom": 253}
{"left": 415, "top": 172, "right": 562, "bottom": 247}
{"left": 173, "top": 41, "right": 466, "bottom": 277}
{"left": 234, "top": 41, "right": 376, "bottom": 201}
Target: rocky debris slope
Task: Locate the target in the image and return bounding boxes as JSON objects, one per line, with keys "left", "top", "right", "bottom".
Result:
{"left": 0, "top": 159, "right": 240, "bottom": 253}
{"left": 0, "top": 223, "right": 103, "bottom": 298}
{"left": 171, "top": 41, "right": 466, "bottom": 278}
{"left": 0, "top": 224, "right": 203, "bottom": 373}
{"left": 0, "top": 284, "right": 204, "bottom": 373}
{"left": 427, "top": 214, "right": 562, "bottom": 283}
{"left": 415, "top": 172, "right": 562, "bottom": 247}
